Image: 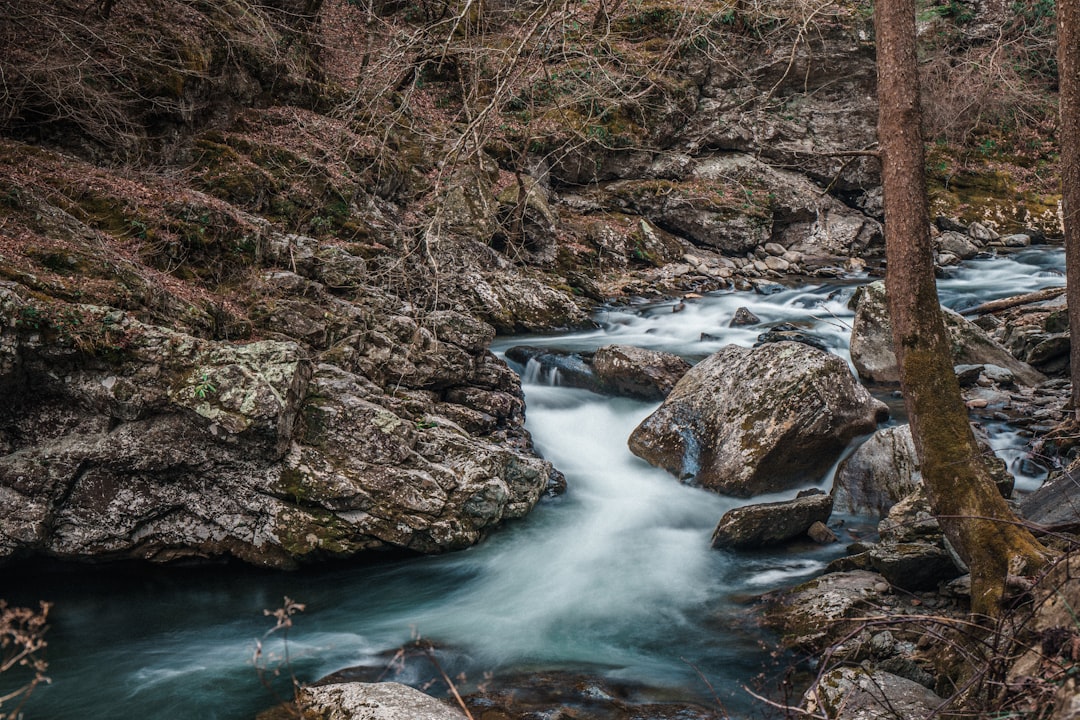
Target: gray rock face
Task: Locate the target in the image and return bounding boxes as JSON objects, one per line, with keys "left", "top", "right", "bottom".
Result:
{"left": 298, "top": 682, "right": 466, "bottom": 720}
{"left": 504, "top": 344, "right": 689, "bottom": 401}
{"left": 849, "top": 485, "right": 966, "bottom": 590}
{"left": 868, "top": 542, "right": 962, "bottom": 590}
{"left": 1020, "top": 466, "right": 1080, "bottom": 533}
{"left": 936, "top": 230, "right": 981, "bottom": 259}
{"left": 877, "top": 486, "right": 943, "bottom": 544}
{"left": 804, "top": 667, "right": 945, "bottom": 720}
{"left": 992, "top": 297, "right": 1071, "bottom": 375}
{"left": 591, "top": 345, "right": 691, "bottom": 401}
{"left": 711, "top": 490, "right": 833, "bottom": 549}
{"left": 849, "top": 281, "right": 1046, "bottom": 386}
{"left": 629, "top": 342, "right": 888, "bottom": 497}
{"left": 833, "top": 423, "right": 1013, "bottom": 517}
{"left": 762, "top": 570, "right": 887, "bottom": 651}
{"left": 729, "top": 307, "right": 761, "bottom": 327}
{"left": 833, "top": 425, "right": 921, "bottom": 516}
{"left": 684, "top": 26, "right": 879, "bottom": 192}
{"left": 693, "top": 154, "right": 881, "bottom": 257}
{"left": 0, "top": 287, "right": 559, "bottom": 567}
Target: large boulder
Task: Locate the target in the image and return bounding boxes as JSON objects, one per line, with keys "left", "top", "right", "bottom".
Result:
{"left": 504, "top": 344, "right": 690, "bottom": 401}
{"left": 628, "top": 342, "right": 888, "bottom": 497}
{"left": 0, "top": 288, "right": 560, "bottom": 567}
{"left": 297, "top": 682, "right": 466, "bottom": 720}
{"left": 711, "top": 490, "right": 833, "bottom": 549}
{"left": 1020, "top": 464, "right": 1080, "bottom": 534}
{"left": 832, "top": 425, "right": 921, "bottom": 516}
{"left": 591, "top": 344, "right": 691, "bottom": 401}
{"left": 833, "top": 423, "right": 1014, "bottom": 516}
{"left": 849, "top": 281, "right": 1046, "bottom": 386}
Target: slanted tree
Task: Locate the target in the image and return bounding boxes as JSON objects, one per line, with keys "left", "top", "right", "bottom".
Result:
{"left": 874, "top": 0, "right": 1051, "bottom": 616}
{"left": 1060, "top": 0, "right": 1080, "bottom": 419}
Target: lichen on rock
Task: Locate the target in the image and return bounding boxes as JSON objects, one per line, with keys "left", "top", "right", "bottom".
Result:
{"left": 628, "top": 342, "right": 888, "bottom": 497}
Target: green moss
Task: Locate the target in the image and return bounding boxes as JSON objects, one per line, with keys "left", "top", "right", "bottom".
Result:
{"left": 276, "top": 507, "right": 359, "bottom": 558}
{"left": 927, "top": 155, "right": 1062, "bottom": 235}
{"left": 300, "top": 397, "right": 333, "bottom": 446}
{"left": 274, "top": 466, "right": 325, "bottom": 504}
{"left": 65, "top": 189, "right": 138, "bottom": 238}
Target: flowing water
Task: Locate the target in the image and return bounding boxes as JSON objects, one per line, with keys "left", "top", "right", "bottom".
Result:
{"left": 2, "top": 247, "right": 1064, "bottom": 718}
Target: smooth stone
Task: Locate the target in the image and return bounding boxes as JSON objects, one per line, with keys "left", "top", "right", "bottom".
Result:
{"left": 729, "top": 306, "right": 761, "bottom": 327}
{"left": 807, "top": 521, "right": 838, "bottom": 544}
{"left": 937, "top": 230, "right": 981, "bottom": 259}
{"left": 629, "top": 342, "right": 888, "bottom": 497}
{"left": 1020, "top": 466, "right": 1080, "bottom": 533}
{"left": 711, "top": 491, "right": 833, "bottom": 549}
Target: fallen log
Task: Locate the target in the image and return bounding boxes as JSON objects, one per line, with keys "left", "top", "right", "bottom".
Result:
{"left": 960, "top": 286, "right": 1066, "bottom": 316}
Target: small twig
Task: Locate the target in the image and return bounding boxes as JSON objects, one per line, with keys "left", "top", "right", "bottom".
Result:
{"left": 741, "top": 684, "right": 827, "bottom": 718}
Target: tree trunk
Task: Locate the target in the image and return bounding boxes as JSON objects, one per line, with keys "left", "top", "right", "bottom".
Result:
{"left": 1060, "top": 0, "right": 1080, "bottom": 418}
{"left": 874, "top": 0, "right": 1050, "bottom": 617}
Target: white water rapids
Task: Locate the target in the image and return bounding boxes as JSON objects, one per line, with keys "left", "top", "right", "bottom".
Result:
{"left": 3, "top": 247, "right": 1064, "bottom": 718}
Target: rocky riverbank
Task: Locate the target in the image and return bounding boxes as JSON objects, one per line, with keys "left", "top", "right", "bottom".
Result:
{"left": 1, "top": 0, "right": 1076, "bottom": 717}
{"left": 0, "top": 0, "right": 1066, "bottom": 570}
{"left": 262, "top": 272, "right": 1080, "bottom": 720}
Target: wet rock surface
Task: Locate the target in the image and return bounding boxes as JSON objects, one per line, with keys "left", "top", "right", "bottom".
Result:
{"left": 0, "top": 284, "right": 562, "bottom": 567}
{"left": 711, "top": 490, "right": 833, "bottom": 549}
{"left": 310, "top": 654, "right": 726, "bottom": 720}
{"left": 503, "top": 344, "right": 690, "bottom": 401}
{"left": 849, "top": 281, "right": 1046, "bottom": 386}
{"left": 462, "top": 671, "right": 722, "bottom": 720}
{"left": 629, "top": 342, "right": 888, "bottom": 497}
{"left": 832, "top": 423, "right": 1014, "bottom": 517}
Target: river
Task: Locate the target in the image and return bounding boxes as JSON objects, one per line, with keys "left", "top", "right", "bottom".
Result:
{"left": 1, "top": 247, "right": 1065, "bottom": 718}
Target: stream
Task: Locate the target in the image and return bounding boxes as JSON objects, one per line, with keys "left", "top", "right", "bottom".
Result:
{"left": 1, "top": 247, "right": 1065, "bottom": 719}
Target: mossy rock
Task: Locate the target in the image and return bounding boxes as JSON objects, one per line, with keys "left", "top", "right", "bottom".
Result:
{"left": 928, "top": 169, "right": 1062, "bottom": 236}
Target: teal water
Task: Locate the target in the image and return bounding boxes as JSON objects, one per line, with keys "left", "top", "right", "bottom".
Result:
{"left": 2, "top": 246, "right": 1063, "bottom": 718}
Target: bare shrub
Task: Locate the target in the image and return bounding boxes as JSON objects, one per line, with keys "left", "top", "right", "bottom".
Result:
{"left": 919, "top": 1, "right": 1058, "bottom": 144}
{"left": 0, "top": 600, "right": 51, "bottom": 720}
{"left": 0, "top": 0, "right": 322, "bottom": 160}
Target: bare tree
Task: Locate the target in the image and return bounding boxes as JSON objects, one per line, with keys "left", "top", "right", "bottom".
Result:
{"left": 875, "top": 0, "right": 1051, "bottom": 617}
{"left": 1060, "top": 0, "right": 1080, "bottom": 420}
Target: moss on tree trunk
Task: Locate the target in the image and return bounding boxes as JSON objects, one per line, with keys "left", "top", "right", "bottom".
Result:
{"left": 875, "top": 0, "right": 1051, "bottom": 617}
{"left": 1059, "top": 0, "right": 1080, "bottom": 418}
